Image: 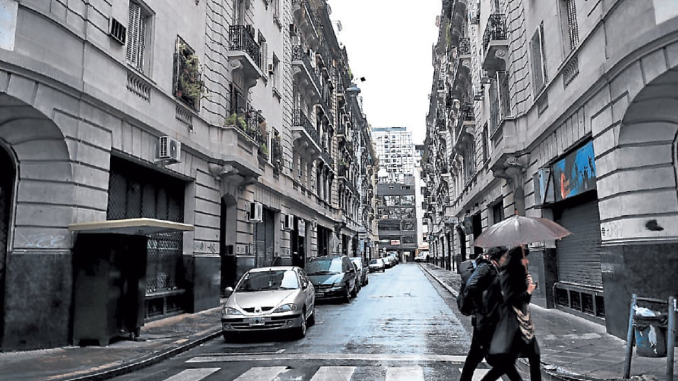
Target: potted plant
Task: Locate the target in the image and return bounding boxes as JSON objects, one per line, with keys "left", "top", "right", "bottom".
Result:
{"left": 259, "top": 143, "right": 269, "bottom": 158}
{"left": 176, "top": 41, "right": 204, "bottom": 108}
{"left": 225, "top": 113, "right": 237, "bottom": 126}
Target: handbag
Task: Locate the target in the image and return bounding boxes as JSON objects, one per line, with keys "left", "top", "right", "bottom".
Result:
{"left": 512, "top": 305, "right": 535, "bottom": 344}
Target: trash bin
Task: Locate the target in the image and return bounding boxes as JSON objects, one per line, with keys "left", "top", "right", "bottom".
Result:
{"left": 633, "top": 314, "right": 668, "bottom": 357}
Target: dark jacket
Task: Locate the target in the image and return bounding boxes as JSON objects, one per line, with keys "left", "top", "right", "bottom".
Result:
{"left": 465, "top": 258, "right": 501, "bottom": 333}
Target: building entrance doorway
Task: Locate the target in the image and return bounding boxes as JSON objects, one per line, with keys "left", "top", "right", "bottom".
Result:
{"left": 0, "top": 145, "right": 15, "bottom": 348}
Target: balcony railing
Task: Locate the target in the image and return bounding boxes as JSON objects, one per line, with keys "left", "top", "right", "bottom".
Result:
{"left": 458, "top": 37, "right": 471, "bottom": 56}
{"left": 229, "top": 25, "right": 262, "bottom": 69}
{"left": 292, "top": 109, "right": 320, "bottom": 147}
{"left": 482, "top": 14, "right": 507, "bottom": 52}
{"left": 292, "top": 45, "right": 322, "bottom": 91}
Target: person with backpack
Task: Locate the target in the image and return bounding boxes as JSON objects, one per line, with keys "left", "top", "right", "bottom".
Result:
{"left": 459, "top": 246, "right": 520, "bottom": 381}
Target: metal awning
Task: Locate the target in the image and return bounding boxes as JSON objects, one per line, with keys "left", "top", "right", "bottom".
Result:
{"left": 68, "top": 218, "right": 194, "bottom": 236}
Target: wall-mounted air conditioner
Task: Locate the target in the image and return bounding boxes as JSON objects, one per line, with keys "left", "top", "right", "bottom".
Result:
{"left": 267, "top": 63, "right": 275, "bottom": 75}
{"left": 157, "top": 136, "right": 182, "bottom": 163}
{"left": 283, "top": 214, "right": 294, "bottom": 231}
{"left": 248, "top": 202, "right": 263, "bottom": 223}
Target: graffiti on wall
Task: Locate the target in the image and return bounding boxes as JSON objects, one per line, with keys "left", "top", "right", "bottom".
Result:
{"left": 552, "top": 140, "right": 597, "bottom": 202}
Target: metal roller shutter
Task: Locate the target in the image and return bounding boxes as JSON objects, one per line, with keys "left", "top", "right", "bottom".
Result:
{"left": 254, "top": 209, "right": 275, "bottom": 267}
{"left": 555, "top": 198, "right": 603, "bottom": 288}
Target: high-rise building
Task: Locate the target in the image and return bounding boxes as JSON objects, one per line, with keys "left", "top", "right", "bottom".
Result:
{"left": 372, "top": 127, "right": 416, "bottom": 184}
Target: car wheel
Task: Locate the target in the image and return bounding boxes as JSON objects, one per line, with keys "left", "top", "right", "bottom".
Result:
{"left": 308, "top": 305, "right": 316, "bottom": 326}
{"left": 223, "top": 332, "right": 237, "bottom": 342}
{"left": 351, "top": 284, "right": 358, "bottom": 297}
{"left": 365, "top": 277, "right": 369, "bottom": 285}
{"left": 296, "top": 308, "right": 307, "bottom": 339}
{"left": 344, "top": 287, "right": 351, "bottom": 303}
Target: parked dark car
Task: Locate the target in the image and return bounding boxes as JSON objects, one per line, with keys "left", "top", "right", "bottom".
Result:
{"left": 306, "top": 256, "right": 357, "bottom": 303}
{"left": 350, "top": 257, "right": 369, "bottom": 287}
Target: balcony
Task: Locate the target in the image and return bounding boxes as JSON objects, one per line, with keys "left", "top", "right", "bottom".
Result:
{"left": 228, "top": 25, "right": 265, "bottom": 90}
{"left": 458, "top": 37, "right": 471, "bottom": 60}
{"left": 292, "top": 109, "right": 322, "bottom": 158}
{"left": 292, "top": 45, "right": 321, "bottom": 102}
{"left": 292, "top": 0, "right": 320, "bottom": 49}
{"left": 481, "top": 14, "right": 509, "bottom": 76}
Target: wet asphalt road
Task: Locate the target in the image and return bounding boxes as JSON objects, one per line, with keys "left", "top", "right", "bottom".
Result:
{"left": 111, "top": 263, "right": 480, "bottom": 381}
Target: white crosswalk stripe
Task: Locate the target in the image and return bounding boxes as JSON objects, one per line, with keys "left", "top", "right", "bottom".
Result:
{"left": 458, "top": 368, "right": 490, "bottom": 381}
{"left": 309, "top": 366, "right": 356, "bottom": 381}
{"left": 233, "top": 366, "right": 288, "bottom": 381}
{"left": 162, "top": 362, "right": 492, "bottom": 381}
{"left": 385, "top": 366, "right": 424, "bottom": 381}
{"left": 163, "top": 368, "right": 220, "bottom": 381}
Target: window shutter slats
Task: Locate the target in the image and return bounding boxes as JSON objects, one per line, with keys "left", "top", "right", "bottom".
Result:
{"left": 126, "top": 2, "right": 147, "bottom": 73}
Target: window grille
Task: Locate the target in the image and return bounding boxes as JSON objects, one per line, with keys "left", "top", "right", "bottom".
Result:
{"left": 127, "top": 2, "right": 148, "bottom": 72}
{"left": 565, "top": 0, "right": 579, "bottom": 51}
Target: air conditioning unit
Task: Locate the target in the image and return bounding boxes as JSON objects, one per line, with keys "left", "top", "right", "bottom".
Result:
{"left": 469, "top": 10, "right": 480, "bottom": 25}
{"left": 248, "top": 202, "right": 263, "bottom": 223}
{"left": 157, "top": 136, "right": 182, "bottom": 163}
{"left": 283, "top": 214, "right": 294, "bottom": 231}
{"left": 267, "top": 63, "right": 275, "bottom": 74}
{"left": 289, "top": 23, "right": 299, "bottom": 36}
{"left": 473, "top": 85, "right": 484, "bottom": 101}
{"left": 109, "top": 18, "right": 127, "bottom": 45}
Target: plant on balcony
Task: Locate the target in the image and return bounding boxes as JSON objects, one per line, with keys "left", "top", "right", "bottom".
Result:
{"left": 224, "top": 113, "right": 247, "bottom": 131}
{"left": 258, "top": 143, "right": 269, "bottom": 159}
{"left": 175, "top": 41, "right": 204, "bottom": 109}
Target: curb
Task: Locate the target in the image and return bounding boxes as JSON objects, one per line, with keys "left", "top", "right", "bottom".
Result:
{"left": 418, "top": 264, "right": 602, "bottom": 381}
{"left": 61, "top": 328, "right": 224, "bottom": 381}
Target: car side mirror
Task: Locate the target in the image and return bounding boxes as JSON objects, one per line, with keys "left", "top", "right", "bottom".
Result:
{"left": 224, "top": 287, "right": 234, "bottom": 298}
{"left": 302, "top": 281, "right": 309, "bottom": 289}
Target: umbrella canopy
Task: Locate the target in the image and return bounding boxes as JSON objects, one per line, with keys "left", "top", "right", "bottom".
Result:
{"left": 473, "top": 215, "right": 572, "bottom": 248}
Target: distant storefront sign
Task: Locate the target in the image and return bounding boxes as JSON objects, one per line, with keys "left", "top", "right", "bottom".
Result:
{"left": 390, "top": 240, "right": 401, "bottom": 245}
{"left": 552, "top": 140, "right": 597, "bottom": 202}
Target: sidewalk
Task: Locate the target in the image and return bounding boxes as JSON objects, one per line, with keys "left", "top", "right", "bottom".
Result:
{"left": 420, "top": 263, "right": 677, "bottom": 381}
{"left": 0, "top": 304, "right": 224, "bottom": 381}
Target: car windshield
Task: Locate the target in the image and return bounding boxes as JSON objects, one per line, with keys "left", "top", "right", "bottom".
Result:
{"left": 369, "top": 259, "right": 380, "bottom": 265}
{"left": 306, "top": 258, "right": 343, "bottom": 275}
{"left": 235, "top": 270, "right": 299, "bottom": 292}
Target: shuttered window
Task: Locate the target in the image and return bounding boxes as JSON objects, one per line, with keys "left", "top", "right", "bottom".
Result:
{"left": 562, "top": 0, "right": 579, "bottom": 53}
{"left": 127, "top": 2, "right": 149, "bottom": 73}
{"left": 530, "top": 23, "right": 547, "bottom": 94}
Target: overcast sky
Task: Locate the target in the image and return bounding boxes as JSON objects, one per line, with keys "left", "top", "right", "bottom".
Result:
{"left": 329, "top": 1, "right": 440, "bottom": 145}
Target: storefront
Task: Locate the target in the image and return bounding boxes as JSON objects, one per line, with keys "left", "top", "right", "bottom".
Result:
{"left": 539, "top": 141, "right": 605, "bottom": 319}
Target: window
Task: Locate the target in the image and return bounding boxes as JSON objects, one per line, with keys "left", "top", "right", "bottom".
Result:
{"left": 560, "top": 0, "right": 579, "bottom": 54}
{"left": 258, "top": 33, "right": 268, "bottom": 74}
{"left": 492, "top": 202, "right": 504, "bottom": 225}
{"left": 482, "top": 124, "right": 489, "bottom": 162}
{"left": 530, "top": 22, "right": 547, "bottom": 95}
{"left": 272, "top": 0, "right": 281, "bottom": 25}
{"left": 127, "top": 1, "right": 151, "bottom": 73}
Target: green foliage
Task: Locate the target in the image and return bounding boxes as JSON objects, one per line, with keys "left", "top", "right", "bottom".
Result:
{"left": 259, "top": 143, "right": 269, "bottom": 157}
{"left": 225, "top": 113, "right": 237, "bottom": 126}
{"left": 237, "top": 116, "right": 247, "bottom": 131}
{"left": 177, "top": 41, "right": 204, "bottom": 107}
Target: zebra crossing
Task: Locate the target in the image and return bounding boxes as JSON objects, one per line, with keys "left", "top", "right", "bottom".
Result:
{"left": 160, "top": 364, "right": 491, "bottom": 381}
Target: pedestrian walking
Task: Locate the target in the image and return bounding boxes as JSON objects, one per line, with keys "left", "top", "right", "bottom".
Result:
{"left": 459, "top": 247, "right": 520, "bottom": 381}
{"left": 483, "top": 246, "right": 541, "bottom": 381}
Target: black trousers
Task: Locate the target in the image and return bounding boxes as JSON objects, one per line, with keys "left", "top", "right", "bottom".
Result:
{"left": 460, "top": 325, "right": 520, "bottom": 381}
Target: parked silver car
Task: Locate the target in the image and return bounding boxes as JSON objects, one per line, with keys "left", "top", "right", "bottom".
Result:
{"left": 368, "top": 258, "right": 386, "bottom": 272}
{"left": 221, "top": 266, "right": 315, "bottom": 340}
{"left": 351, "top": 257, "right": 369, "bottom": 287}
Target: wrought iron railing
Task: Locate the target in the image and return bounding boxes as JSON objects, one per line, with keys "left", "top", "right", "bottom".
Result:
{"left": 271, "top": 133, "right": 282, "bottom": 176}
{"left": 482, "top": 14, "right": 507, "bottom": 52}
{"left": 292, "top": 109, "right": 320, "bottom": 147}
{"left": 229, "top": 25, "right": 262, "bottom": 68}
{"left": 321, "top": 149, "right": 333, "bottom": 167}
{"left": 292, "top": 45, "right": 322, "bottom": 91}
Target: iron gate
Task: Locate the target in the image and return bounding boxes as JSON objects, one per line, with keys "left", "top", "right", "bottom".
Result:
{"left": 107, "top": 158, "right": 185, "bottom": 317}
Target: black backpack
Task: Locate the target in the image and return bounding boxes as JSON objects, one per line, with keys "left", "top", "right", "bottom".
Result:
{"left": 456, "top": 259, "right": 477, "bottom": 316}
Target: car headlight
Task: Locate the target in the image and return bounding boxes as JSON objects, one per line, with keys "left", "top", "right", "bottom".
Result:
{"left": 333, "top": 282, "right": 345, "bottom": 287}
{"left": 273, "top": 303, "right": 298, "bottom": 313}
{"left": 222, "top": 306, "right": 242, "bottom": 315}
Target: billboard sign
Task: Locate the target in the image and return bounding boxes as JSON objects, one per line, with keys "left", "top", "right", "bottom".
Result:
{"left": 552, "top": 140, "right": 596, "bottom": 202}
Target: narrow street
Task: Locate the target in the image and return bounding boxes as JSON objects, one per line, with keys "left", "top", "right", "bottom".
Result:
{"left": 111, "top": 264, "right": 486, "bottom": 381}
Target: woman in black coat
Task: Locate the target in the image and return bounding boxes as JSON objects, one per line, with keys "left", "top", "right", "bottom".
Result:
{"left": 482, "top": 246, "right": 541, "bottom": 381}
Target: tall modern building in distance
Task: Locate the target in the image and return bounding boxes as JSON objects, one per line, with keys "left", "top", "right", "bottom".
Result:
{"left": 372, "top": 127, "right": 416, "bottom": 184}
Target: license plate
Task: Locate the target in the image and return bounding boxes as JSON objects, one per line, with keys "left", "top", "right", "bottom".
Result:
{"left": 316, "top": 292, "right": 325, "bottom": 298}
{"left": 249, "top": 317, "right": 265, "bottom": 326}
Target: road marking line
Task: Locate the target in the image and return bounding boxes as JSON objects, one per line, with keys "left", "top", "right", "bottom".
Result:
{"left": 233, "top": 366, "right": 287, "bottom": 381}
{"left": 457, "top": 368, "right": 490, "bottom": 381}
{"left": 186, "top": 353, "right": 469, "bottom": 363}
{"left": 164, "top": 368, "right": 220, "bottom": 381}
{"left": 385, "top": 366, "right": 424, "bottom": 381}
{"left": 310, "top": 366, "right": 356, "bottom": 381}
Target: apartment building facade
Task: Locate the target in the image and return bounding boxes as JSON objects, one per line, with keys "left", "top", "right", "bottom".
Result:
{"left": 373, "top": 127, "right": 416, "bottom": 184}
{"left": 423, "top": 0, "right": 678, "bottom": 338}
{"left": 0, "top": 0, "right": 376, "bottom": 350}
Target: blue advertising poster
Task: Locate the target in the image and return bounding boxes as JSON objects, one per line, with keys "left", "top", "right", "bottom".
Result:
{"left": 552, "top": 140, "right": 596, "bottom": 201}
